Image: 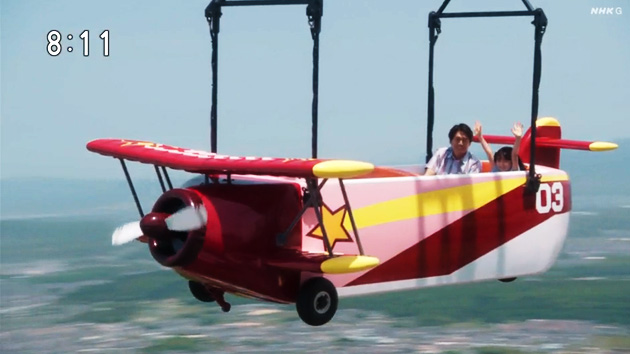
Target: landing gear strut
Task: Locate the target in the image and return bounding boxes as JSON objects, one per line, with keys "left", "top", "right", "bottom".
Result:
{"left": 296, "top": 277, "right": 338, "bottom": 326}
{"left": 189, "top": 281, "right": 215, "bottom": 302}
{"left": 188, "top": 281, "right": 231, "bottom": 312}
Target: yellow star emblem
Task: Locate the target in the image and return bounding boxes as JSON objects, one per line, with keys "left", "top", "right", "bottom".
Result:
{"left": 306, "top": 204, "right": 353, "bottom": 249}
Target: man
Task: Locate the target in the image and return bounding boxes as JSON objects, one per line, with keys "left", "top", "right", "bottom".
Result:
{"left": 424, "top": 123, "right": 481, "bottom": 175}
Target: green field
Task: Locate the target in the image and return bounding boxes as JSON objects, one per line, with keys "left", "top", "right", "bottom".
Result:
{"left": 1, "top": 204, "right": 629, "bottom": 352}
{"left": 2, "top": 212, "right": 629, "bottom": 328}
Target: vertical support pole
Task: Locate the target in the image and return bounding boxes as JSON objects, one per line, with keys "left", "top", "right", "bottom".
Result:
{"left": 205, "top": 0, "right": 222, "bottom": 153}
{"left": 154, "top": 165, "right": 166, "bottom": 193}
{"left": 161, "top": 166, "right": 173, "bottom": 190}
{"left": 526, "top": 8, "right": 546, "bottom": 194}
{"left": 119, "top": 159, "right": 144, "bottom": 217}
{"left": 426, "top": 12, "right": 440, "bottom": 163}
{"left": 307, "top": 0, "right": 322, "bottom": 159}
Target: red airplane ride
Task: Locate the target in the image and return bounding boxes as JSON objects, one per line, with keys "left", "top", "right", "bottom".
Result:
{"left": 87, "top": 0, "right": 617, "bottom": 326}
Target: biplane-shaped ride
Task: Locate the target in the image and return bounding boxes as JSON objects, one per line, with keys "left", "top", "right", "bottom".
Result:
{"left": 87, "top": 0, "right": 617, "bottom": 326}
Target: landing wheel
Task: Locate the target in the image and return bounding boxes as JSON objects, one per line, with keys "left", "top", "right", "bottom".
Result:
{"left": 188, "top": 281, "right": 215, "bottom": 302}
{"left": 296, "top": 277, "right": 338, "bottom": 326}
{"left": 499, "top": 277, "right": 517, "bottom": 283}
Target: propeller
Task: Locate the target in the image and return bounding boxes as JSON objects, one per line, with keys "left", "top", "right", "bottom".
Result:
{"left": 112, "top": 205, "right": 208, "bottom": 246}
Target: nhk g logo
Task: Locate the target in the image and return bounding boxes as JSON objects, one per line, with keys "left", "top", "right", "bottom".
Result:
{"left": 590, "top": 7, "right": 623, "bottom": 15}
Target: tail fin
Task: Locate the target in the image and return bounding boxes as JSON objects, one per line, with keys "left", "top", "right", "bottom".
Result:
{"left": 478, "top": 117, "right": 617, "bottom": 169}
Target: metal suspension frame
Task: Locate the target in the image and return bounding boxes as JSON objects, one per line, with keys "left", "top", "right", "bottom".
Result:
{"left": 306, "top": 179, "right": 334, "bottom": 256}
{"left": 426, "top": 0, "right": 546, "bottom": 193}
{"left": 338, "top": 179, "right": 364, "bottom": 255}
{"left": 276, "top": 179, "right": 328, "bottom": 249}
{"left": 205, "top": 0, "right": 323, "bottom": 158}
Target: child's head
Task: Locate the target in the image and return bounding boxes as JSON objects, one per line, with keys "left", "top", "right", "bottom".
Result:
{"left": 494, "top": 147, "right": 514, "bottom": 171}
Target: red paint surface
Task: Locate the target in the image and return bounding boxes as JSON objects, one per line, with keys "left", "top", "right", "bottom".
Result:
{"left": 348, "top": 181, "right": 571, "bottom": 286}
{"left": 87, "top": 139, "right": 329, "bottom": 178}
{"left": 178, "top": 183, "right": 306, "bottom": 303}
{"left": 519, "top": 124, "right": 562, "bottom": 168}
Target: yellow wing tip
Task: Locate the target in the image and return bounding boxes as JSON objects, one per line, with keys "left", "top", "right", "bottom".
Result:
{"left": 589, "top": 142, "right": 618, "bottom": 151}
{"left": 313, "top": 160, "right": 375, "bottom": 179}
{"left": 536, "top": 117, "right": 560, "bottom": 127}
{"left": 320, "top": 255, "right": 380, "bottom": 274}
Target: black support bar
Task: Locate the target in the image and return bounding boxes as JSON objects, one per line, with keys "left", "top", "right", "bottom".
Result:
{"left": 426, "top": 11, "right": 440, "bottom": 163}
{"left": 522, "top": 0, "right": 535, "bottom": 11}
{"left": 206, "top": 1, "right": 222, "bottom": 153}
{"left": 437, "top": 10, "right": 535, "bottom": 18}
{"left": 119, "top": 159, "right": 144, "bottom": 217}
{"left": 161, "top": 166, "right": 173, "bottom": 190}
{"left": 220, "top": 0, "right": 310, "bottom": 6}
{"left": 154, "top": 165, "right": 166, "bottom": 193}
{"left": 307, "top": 0, "right": 322, "bottom": 158}
{"left": 525, "top": 8, "right": 547, "bottom": 194}
{"left": 436, "top": 0, "right": 451, "bottom": 14}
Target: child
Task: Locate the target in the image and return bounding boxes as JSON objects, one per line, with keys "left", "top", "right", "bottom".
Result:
{"left": 475, "top": 121, "right": 524, "bottom": 172}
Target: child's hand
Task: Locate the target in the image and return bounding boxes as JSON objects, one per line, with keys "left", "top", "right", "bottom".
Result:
{"left": 474, "top": 121, "right": 483, "bottom": 137}
{"left": 512, "top": 122, "right": 523, "bottom": 138}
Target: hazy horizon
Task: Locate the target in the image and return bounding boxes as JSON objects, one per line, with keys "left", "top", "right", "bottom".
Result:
{"left": 2, "top": 0, "right": 629, "bottom": 180}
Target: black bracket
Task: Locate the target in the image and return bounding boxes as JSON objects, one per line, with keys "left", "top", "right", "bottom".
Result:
{"left": 306, "top": 0, "right": 322, "bottom": 38}
{"left": 525, "top": 173, "right": 541, "bottom": 194}
{"left": 205, "top": 0, "right": 223, "bottom": 34}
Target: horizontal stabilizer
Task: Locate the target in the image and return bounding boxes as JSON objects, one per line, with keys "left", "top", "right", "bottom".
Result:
{"left": 474, "top": 117, "right": 617, "bottom": 168}
{"left": 536, "top": 139, "right": 617, "bottom": 151}
{"left": 87, "top": 139, "right": 374, "bottom": 179}
{"left": 476, "top": 135, "right": 618, "bottom": 152}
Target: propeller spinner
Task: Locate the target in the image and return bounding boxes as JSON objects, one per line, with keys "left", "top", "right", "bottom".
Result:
{"left": 112, "top": 205, "right": 208, "bottom": 246}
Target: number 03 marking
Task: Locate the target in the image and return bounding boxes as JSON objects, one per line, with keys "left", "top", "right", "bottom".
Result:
{"left": 536, "top": 182, "right": 564, "bottom": 214}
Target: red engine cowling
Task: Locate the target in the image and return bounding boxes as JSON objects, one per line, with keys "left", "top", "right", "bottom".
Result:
{"left": 146, "top": 182, "right": 304, "bottom": 303}
{"left": 146, "top": 188, "right": 208, "bottom": 267}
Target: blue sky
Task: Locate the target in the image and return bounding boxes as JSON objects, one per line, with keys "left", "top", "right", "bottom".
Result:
{"left": 1, "top": 0, "right": 628, "bottom": 179}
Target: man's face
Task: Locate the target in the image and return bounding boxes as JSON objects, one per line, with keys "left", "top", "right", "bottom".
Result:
{"left": 450, "top": 131, "right": 471, "bottom": 159}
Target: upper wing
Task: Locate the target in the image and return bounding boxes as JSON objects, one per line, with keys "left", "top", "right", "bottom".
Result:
{"left": 87, "top": 139, "right": 375, "bottom": 179}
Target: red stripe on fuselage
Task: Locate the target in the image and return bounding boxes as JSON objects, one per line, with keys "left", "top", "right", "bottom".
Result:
{"left": 348, "top": 181, "right": 571, "bottom": 286}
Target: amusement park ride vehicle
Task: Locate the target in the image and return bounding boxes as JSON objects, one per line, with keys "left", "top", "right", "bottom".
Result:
{"left": 87, "top": 0, "right": 617, "bottom": 326}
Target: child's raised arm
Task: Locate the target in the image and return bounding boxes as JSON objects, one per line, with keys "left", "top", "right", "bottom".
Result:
{"left": 475, "top": 121, "right": 494, "bottom": 171}
{"left": 511, "top": 122, "right": 523, "bottom": 171}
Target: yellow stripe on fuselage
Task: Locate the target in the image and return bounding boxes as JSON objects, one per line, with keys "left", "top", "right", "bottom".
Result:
{"left": 343, "top": 174, "right": 568, "bottom": 230}
{"left": 540, "top": 174, "right": 569, "bottom": 183}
